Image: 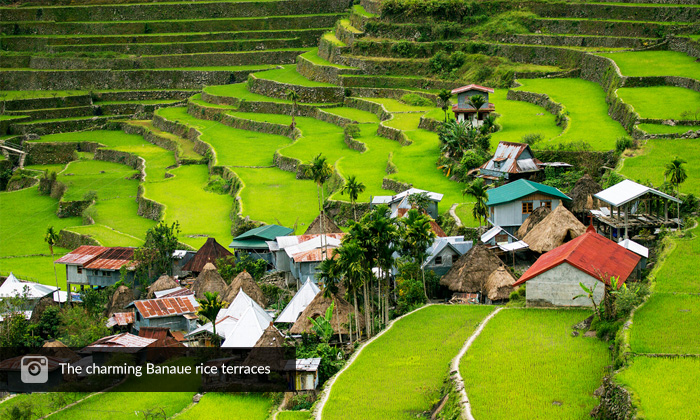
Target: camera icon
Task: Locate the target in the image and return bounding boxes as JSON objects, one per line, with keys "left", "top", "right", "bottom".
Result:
{"left": 21, "top": 356, "right": 49, "bottom": 384}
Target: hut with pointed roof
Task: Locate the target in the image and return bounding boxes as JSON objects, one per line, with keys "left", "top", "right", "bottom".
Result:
{"left": 192, "top": 263, "right": 227, "bottom": 300}
{"left": 304, "top": 212, "right": 342, "bottom": 235}
{"left": 183, "top": 237, "right": 233, "bottom": 275}
{"left": 522, "top": 205, "right": 586, "bottom": 253}
{"left": 105, "top": 285, "right": 135, "bottom": 317}
{"left": 439, "top": 244, "right": 515, "bottom": 303}
{"left": 570, "top": 174, "right": 603, "bottom": 217}
{"left": 146, "top": 275, "right": 179, "bottom": 299}
{"left": 515, "top": 206, "right": 551, "bottom": 239}
{"left": 276, "top": 278, "right": 321, "bottom": 324}
{"left": 243, "top": 323, "right": 288, "bottom": 370}
{"left": 221, "top": 271, "right": 267, "bottom": 308}
{"left": 43, "top": 340, "right": 80, "bottom": 363}
{"left": 289, "top": 292, "right": 362, "bottom": 336}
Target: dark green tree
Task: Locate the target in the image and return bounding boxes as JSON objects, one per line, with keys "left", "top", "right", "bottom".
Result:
{"left": 197, "top": 291, "right": 225, "bottom": 346}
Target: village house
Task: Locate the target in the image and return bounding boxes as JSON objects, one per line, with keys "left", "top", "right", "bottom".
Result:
{"left": 275, "top": 278, "right": 321, "bottom": 324}
{"left": 82, "top": 332, "right": 158, "bottom": 365}
{"left": 486, "top": 179, "right": 570, "bottom": 235}
{"left": 127, "top": 295, "right": 200, "bottom": 334}
{"left": 229, "top": 224, "right": 294, "bottom": 265}
{"left": 55, "top": 246, "right": 136, "bottom": 293}
{"left": 450, "top": 84, "right": 495, "bottom": 126}
{"left": 285, "top": 358, "right": 322, "bottom": 391}
{"left": 477, "top": 142, "right": 542, "bottom": 183}
{"left": 513, "top": 225, "right": 641, "bottom": 307}
{"left": 182, "top": 237, "right": 233, "bottom": 275}
{"left": 371, "top": 188, "right": 443, "bottom": 219}
{"left": 269, "top": 233, "right": 345, "bottom": 283}
{"left": 0, "top": 273, "right": 58, "bottom": 318}
{"left": 422, "top": 236, "right": 473, "bottom": 276}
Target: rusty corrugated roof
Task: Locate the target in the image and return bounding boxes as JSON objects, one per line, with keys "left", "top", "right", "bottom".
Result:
{"left": 292, "top": 248, "right": 338, "bottom": 263}
{"left": 132, "top": 296, "right": 199, "bottom": 319}
{"left": 89, "top": 332, "right": 157, "bottom": 349}
{"left": 55, "top": 245, "right": 108, "bottom": 265}
{"left": 83, "top": 247, "right": 135, "bottom": 270}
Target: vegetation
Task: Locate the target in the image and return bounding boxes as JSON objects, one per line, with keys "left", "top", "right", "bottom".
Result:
{"left": 461, "top": 309, "right": 610, "bottom": 420}
{"left": 176, "top": 393, "right": 275, "bottom": 420}
{"left": 616, "top": 86, "right": 700, "bottom": 120}
{"left": 323, "top": 305, "right": 494, "bottom": 420}
{"left": 597, "top": 51, "right": 700, "bottom": 79}
{"left": 630, "top": 293, "right": 700, "bottom": 354}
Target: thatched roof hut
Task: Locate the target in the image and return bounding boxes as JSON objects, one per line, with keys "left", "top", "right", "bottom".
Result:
{"left": 522, "top": 204, "right": 586, "bottom": 253}
{"left": 183, "top": 237, "right": 233, "bottom": 274}
{"left": 146, "top": 275, "right": 179, "bottom": 299}
{"left": 192, "top": 263, "right": 227, "bottom": 300}
{"left": 244, "top": 323, "right": 287, "bottom": 369}
{"left": 29, "top": 296, "right": 58, "bottom": 324}
{"left": 105, "top": 285, "right": 135, "bottom": 317}
{"left": 440, "top": 245, "right": 506, "bottom": 296}
{"left": 43, "top": 340, "right": 80, "bottom": 363}
{"left": 516, "top": 206, "right": 551, "bottom": 239}
{"left": 221, "top": 271, "right": 267, "bottom": 308}
{"left": 304, "top": 212, "right": 342, "bottom": 235}
{"left": 484, "top": 266, "right": 516, "bottom": 302}
{"left": 289, "top": 292, "right": 362, "bottom": 335}
{"left": 570, "top": 174, "right": 603, "bottom": 214}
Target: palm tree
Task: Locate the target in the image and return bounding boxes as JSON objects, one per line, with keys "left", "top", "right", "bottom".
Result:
{"left": 463, "top": 178, "right": 489, "bottom": 227}
{"left": 366, "top": 206, "right": 398, "bottom": 326}
{"left": 398, "top": 209, "right": 436, "bottom": 299}
{"left": 286, "top": 89, "right": 300, "bottom": 129}
{"left": 341, "top": 175, "right": 366, "bottom": 222}
{"left": 664, "top": 157, "right": 688, "bottom": 196}
{"left": 305, "top": 154, "right": 334, "bottom": 257}
{"left": 44, "top": 226, "right": 61, "bottom": 307}
{"left": 335, "top": 240, "right": 367, "bottom": 342}
{"left": 437, "top": 89, "right": 452, "bottom": 122}
{"left": 198, "top": 291, "right": 225, "bottom": 346}
{"left": 317, "top": 258, "right": 342, "bottom": 343}
{"left": 467, "top": 94, "right": 486, "bottom": 127}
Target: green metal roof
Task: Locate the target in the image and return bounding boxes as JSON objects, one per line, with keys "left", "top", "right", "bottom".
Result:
{"left": 486, "top": 179, "right": 570, "bottom": 207}
{"left": 229, "top": 224, "right": 293, "bottom": 250}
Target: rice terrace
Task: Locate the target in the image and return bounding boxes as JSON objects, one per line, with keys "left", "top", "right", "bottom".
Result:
{"left": 0, "top": 0, "right": 697, "bottom": 418}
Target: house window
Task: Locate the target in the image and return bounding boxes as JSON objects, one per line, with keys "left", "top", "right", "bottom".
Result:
{"left": 77, "top": 267, "right": 82, "bottom": 274}
{"left": 522, "top": 202, "right": 534, "bottom": 214}
{"left": 541, "top": 200, "right": 552, "bottom": 210}
{"left": 435, "top": 256, "right": 443, "bottom": 265}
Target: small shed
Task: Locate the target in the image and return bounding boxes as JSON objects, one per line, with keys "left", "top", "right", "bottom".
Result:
{"left": 450, "top": 84, "right": 495, "bottom": 127}
{"left": 0, "top": 355, "right": 66, "bottom": 393}
{"left": 43, "top": 340, "right": 80, "bottom": 363}
{"left": 618, "top": 238, "right": 649, "bottom": 276}
{"left": 514, "top": 225, "right": 641, "bottom": 307}
{"left": 285, "top": 358, "right": 321, "bottom": 391}
{"left": 275, "top": 278, "right": 321, "bottom": 324}
{"left": 486, "top": 179, "right": 570, "bottom": 235}
{"left": 478, "top": 141, "right": 542, "bottom": 183}
{"left": 304, "top": 212, "right": 343, "bottom": 235}
{"left": 221, "top": 271, "right": 267, "bottom": 308}
{"left": 192, "top": 263, "right": 227, "bottom": 300}
{"left": 521, "top": 204, "right": 586, "bottom": 253}
{"left": 371, "top": 188, "right": 443, "bottom": 219}
{"left": 81, "top": 332, "right": 158, "bottom": 365}
{"left": 0, "top": 273, "right": 58, "bottom": 314}
{"left": 128, "top": 295, "right": 200, "bottom": 334}
{"left": 105, "top": 312, "right": 135, "bottom": 329}
{"left": 146, "top": 275, "right": 179, "bottom": 299}
{"left": 183, "top": 237, "right": 233, "bottom": 275}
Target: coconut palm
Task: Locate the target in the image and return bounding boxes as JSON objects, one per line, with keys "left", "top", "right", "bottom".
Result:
{"left": 305, "top": 153, "right": 334, "bottom": 256}
{"left": 317, "top": 258, "right": 342, "bottom": 343}
{"left": 335, "top": 240, "right": 367, "bottom": 341}
{"left": 365, "top": 206, "right": 398, "bottom": 326}
{"left": 44, "top": 226, "right": 61, "bottom": 307}
{"left": 198, "top": 291, "right": 225, "bottom": 346}
{"left": 398, "top": 209, "right": 436, "bottom": 299}
{"left": 341, "top": 175, "right": 366, "bottom": 222}
{"left": 437, "top": 89, "right": 452, "bottom": 122}
{"left": 664, "top": 157, "right": 688, "bottom": 196}
{"left": 468, "top": 94, "right": 486, "bottom": 126}
{"left": 286, "top": 89, "right": 300, "bottom": 129}
{"left": 463, "top": 178, "right": 489, "bottom": 227}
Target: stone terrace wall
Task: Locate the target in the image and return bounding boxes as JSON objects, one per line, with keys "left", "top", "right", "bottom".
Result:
{"left": 248, "top": 73, "right": 345, "bottom": 103}
{"left": 3, "top": 95, "right": 92, "bottom": 112}
{"left": 667, "top": 36, "right": 700, "bottom": 59}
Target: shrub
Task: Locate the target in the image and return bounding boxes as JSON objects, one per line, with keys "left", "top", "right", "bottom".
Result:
{"left": 204, "top": 175, "right": 232, "bottom": 195}
{"left": 344, "top": 88, "right": 352, "bottom": 97}
{"left": 615, "top": 136, "right": 636, "bottom": 153}
{"left": 344, "top": 124, "right": 361, "bottom": 138}
{"left": 460, "top": 149, "right": 488, "bottom": 171}
{"left": 521, "top": 132, "right": 543, "bottom": 146}
{"left": 391, "top": 40, "right": 414, "bottom": 57}
{"left": 400, "top": 93, "right": 433, "bottom": 107}
{"left": 82, "top": 190, "right": 98, "bottom": 202}
{"left": 680, "top": 193, "right": 699, "bottom": 216}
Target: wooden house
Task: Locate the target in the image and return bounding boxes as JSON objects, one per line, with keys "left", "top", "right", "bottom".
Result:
{"left": 422, "top": 236, "right": 473, "bottom": 276}
{"left": 229, "top": 224, "right": 294, "bottom": 265}
{"left": 81, "top": 333, "right": 158, "bottom": 365}
{"left": 478, "top": 142, "right": 542, "bottom": 183}
{"left": 127, "top": 295, "right": 200, "bottom": 334}
{"left": 269, "top": 233, "right": 345, "bottom": 283}
{"left": 371, "top": 188, "right": 443, "bottom": 219}
{"left": 450, "top": 84, "right": 495, "bottom": 126}
{"left": 514, "top": 226, "right": 641, "bottom": 307}
{"left": 285, "top": 358, "right": 321, "bottom": 391}
{"left": 56, "top": 246, "right": 136, "bottom": 293}
{"left": 486, "top": 179, "right": 570, "bottom": 235}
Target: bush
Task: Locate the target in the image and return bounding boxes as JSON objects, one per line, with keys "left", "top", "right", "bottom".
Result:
{"left": 615, "top": 136, "right": 636, "bottom": 153}
{"left": 680, "top": 193, "right": 699, "bottom": 216}
{"left": 82, "top": 190, "right": 98, "bottom": 202}
{"left": 391, "top": 40, "right": 414, "bottom": 57}
{"left": 344, "top": 124, "right": 361, "bottom": 138}
{"left": 400, "top": 93, "right": 433, "bottom": 107}
{"left": 204, "top": 175, "right": 232, "bottom": 195}
{"left": 459, "top": 149, "right": 488, "bottom": 171}
{"left": 521, "top": 132, "right": 543, "bottom": 146}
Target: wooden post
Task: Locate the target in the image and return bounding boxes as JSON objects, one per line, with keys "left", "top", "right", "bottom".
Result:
{"left": 624, "top": 203, "right": 629, "bottom": 240}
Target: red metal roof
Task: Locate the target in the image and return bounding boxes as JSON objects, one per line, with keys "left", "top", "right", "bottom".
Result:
{"left": 132, "top": 296, "right": 199, "bottom": 319}
{"left": 110, "top": 312, "right": 134, "bottom": 326}
{"left": 160, "top": 287, "right": 195, "bottom": 298}
{"left": 83, "top": 247, "right": 135, "bottom": 270}
{"left": 294, "top": 233, "right": 345, "bottom": 243}
{"left": 451, "top": 84, "right": 495, "bottom": 94}
{"left": 514, "top": 226, "right": 641, "bottom": 286}
{"left": 55, "top": 245, "right": 108, "bottom": 265}
{"left": 292, "top": 248, "right": 338, "bottom": 263}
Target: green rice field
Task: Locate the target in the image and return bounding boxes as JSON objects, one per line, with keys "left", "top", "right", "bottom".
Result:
{"left": 637, "top": 123, "right": 700, "bottom": 135}
{"left": 597, "top": 51, "right": 700, "bottom": 79}
{"left": 616, "top": 86, "right": 700, "bottom": 120}
{"left": 616, "top": 357, "right": 700, "bottom": 420}
{"left": 653, "top": 222, "right": 700, "bottom": 294}
{"left": 513, "top": 78, "right": 628, "bottom": 150}
{"left": 630, "top": 293, "right": 700, "bottom": 354}
{"left": 322, "top": 305, "right": 494, "bottom": 420}
{"left": 461, "top": 309, "right": 609, "bottom": 420}
{"left": 177, "top": 393, "right": 274, "bottom": 420}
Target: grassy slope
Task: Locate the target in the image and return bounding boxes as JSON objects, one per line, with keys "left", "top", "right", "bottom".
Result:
{"left": 616, "top": 357, "right": 700, "bottom": 420}
{"left": 461, "top": 309, "right": 609, "bottom": 420}
{"left": 489, "top": 89, "right": 563, "bottom": 149}
{"left": 513, "top": 78, "right": 627, "bottom": 150}
{"left": 176, "top": 393, "right": 274, "bottom": 420}
{"left": 254, "top": 65, "right": 336, "bottom": 87}
{"left": 630, "top": 293, "right": 700, "bottom": 354}
{"left": 323, "top": 305, "right": 494, "bottom": 420}
{"left": 597, "top": 51, "right": 700, "bottom": 79}
{"left": 616, "top": 86, "right": 700, "bottom": 120}
{"left": 620, "top": 138, "right": 700, "bottom": 196}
